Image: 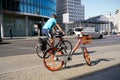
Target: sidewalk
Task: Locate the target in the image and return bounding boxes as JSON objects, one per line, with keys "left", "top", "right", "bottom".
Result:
{"left": 2, "top": 36, "right": 38, "bottom": 41}
{"left": 0, "top": 44, "right": 120, "bottom": 80}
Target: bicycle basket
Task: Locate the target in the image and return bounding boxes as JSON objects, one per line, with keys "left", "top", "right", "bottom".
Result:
{"left": 82, "top": 35, "right": 92, "bottom": 45}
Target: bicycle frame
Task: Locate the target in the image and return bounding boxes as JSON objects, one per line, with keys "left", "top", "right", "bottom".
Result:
{"left": 37, "top": 35, "right": 63, "bottom": 50}
{"left": 64, "top": 34, "right": 91, "bottom": 57}
{"left": 70, "top": 37, "right": 84, "bottom": 56}
{"left": 46, "top": 35, "right": 66, "bottom": 49}
{"left": 43, "top": 35, "right": 91, "bottom": 71}
{"left": 54, "top": 36, "right": 64, "bottom": 48}
{"left": 55, "top": 36, "right": 87, "bottom": 62}
{"left": 36, "top": 34, "right": 71, "bottom": 58}
{"left": 52, "top": 37, "right": 84, "bottom": 61}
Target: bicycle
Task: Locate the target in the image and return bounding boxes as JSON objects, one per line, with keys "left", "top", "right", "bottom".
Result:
{"left": 35, "top": 32, "right": 72, "bottom": 58}
{"left": 43, "top": 32, "right": 92, "bottom": 71}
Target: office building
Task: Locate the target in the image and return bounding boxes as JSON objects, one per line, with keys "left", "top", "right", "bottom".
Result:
{"left": 56, "top": 0, "right": 84, "bottom": 30}
{"left": 0, "top": 0, "right": 56, "bottom": 37}
{"left": 114, "top": 9, "right": 120, "bottom": 34}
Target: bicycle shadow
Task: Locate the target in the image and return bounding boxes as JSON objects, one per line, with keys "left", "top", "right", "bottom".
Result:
{"left": 90, "top": 58, "right": 115, "bottom": 66}
{"left": 73, "top": 50, "right": 96, "bottom": 55}
{"left": 63, "top": 58, "right": 114, "bottom": 70}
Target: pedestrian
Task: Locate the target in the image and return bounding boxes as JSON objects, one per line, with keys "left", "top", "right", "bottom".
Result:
{"left": 9, "top": 27, "right": 12, "bottom": 39}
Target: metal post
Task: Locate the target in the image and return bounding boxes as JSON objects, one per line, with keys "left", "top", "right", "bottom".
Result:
{"left": 42, "top": 17, "right": 45, "bottom": 26}
{"left": 25, "top": 16, "right": 28, "bottom": 37}
{"left": 65, "top": 23, "right": 68, "bottom": 36}
{"left": 109, "top": 13, "right": 111, "bottom": 34}
{"left": 0, "top": 13, "right": 4, "bottom": 38}
{"left": 38, "top": 28, "right": 40, "bottom": 38}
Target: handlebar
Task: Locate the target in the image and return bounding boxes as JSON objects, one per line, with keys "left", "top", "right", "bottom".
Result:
{"left": 55, "top": 33, "right": 65, "bottom": 38}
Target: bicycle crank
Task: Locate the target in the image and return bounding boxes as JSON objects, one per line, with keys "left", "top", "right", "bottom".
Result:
{"left": 54, "top": 55, "right": 72, "bottom": 62}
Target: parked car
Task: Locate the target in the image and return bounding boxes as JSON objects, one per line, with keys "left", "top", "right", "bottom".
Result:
{"left": 110, "top": 32, "right": 117, "bottom": 35}
{"left": 102, "top": 31, "right": 108, "bottom": 35}
{"left": 74, "top": 27, "right": 103, "bottom": 39}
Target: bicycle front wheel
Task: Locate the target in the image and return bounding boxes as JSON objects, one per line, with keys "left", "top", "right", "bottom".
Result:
{"left": 82, "top": 47, "right": 91, "bottom": 66}
{"left": 59, "top": 40, "right": 72, "bottom": 54}
{"left": 43, "top": 48, "right": 64, "bottom": 71}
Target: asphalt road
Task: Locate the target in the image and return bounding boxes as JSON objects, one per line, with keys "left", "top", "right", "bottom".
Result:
{"left": 0, "top": 35, "right": 120, "bottom": 57}
{"left": 0, "top": 41, "right": 120, "bottom": 80}
{"left": 0, "top": 35, "right": 120, "bottom": 80}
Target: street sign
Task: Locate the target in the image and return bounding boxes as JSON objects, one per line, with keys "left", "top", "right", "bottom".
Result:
{"left": 63, "top": 13, "right": 69, "bottom": 24}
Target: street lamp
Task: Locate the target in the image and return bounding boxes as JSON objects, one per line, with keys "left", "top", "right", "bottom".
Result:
{"left": 109, "top": 13, "right": 111, "bottom": 34}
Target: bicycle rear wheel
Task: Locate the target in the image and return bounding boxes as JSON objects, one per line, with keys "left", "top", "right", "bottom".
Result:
{"left": 43, "top": 48, "right": 64, "bottom": 71}
{"left": 36, "top": 38, "right": 51, "bottom": 58}
{"left": 82, "top": 47, "right": 91, "bottom": 66}
{"left": 35, "top": 45, "right": 44, "bottom": 58}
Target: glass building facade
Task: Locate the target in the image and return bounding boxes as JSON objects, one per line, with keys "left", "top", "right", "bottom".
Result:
{"left": 0, "top": 0, "right": 56, "bottom": 37}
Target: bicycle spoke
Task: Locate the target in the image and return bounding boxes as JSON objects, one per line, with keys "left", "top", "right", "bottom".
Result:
{"left": 45, "top": 55, "right": 54, "bottom": 63}
{"left": 43, "top": 48, "right": 64, "bottom": 71}
{"left": 36, "top": 45, "right": 44, "bottom": 58}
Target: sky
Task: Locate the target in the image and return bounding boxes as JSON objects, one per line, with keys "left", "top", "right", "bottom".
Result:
{"left": 82, "top": 0, "right": 120, "bottom": 19}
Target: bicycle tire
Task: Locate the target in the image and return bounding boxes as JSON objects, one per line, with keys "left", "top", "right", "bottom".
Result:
{"left": 35, "top": 45, "right": 44, "bottom": 58}
{"left": 59, "top": 40, "right": 72, "bottom": 54}
{"left": 36, "top": 43, "right": 50, "bottom": 58}
{"left": 82, "top": 47, "right": 91, "bottom": 66}
{"left": 36, "top": 39, "right": 72, "bottom": 58}
{"left": 43, "top": 47, "right": 64, "bottom": 71}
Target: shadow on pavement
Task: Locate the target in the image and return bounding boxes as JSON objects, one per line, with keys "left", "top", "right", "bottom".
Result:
{"left": 68, "top": 63, "right": 120, "bottom": 80}
{"left": 0, "top": 42, "right": 11, "bottom": 45}
{"left": 73, "top": 50, "right": 96, "bottom": 56}
{"left": 63, "top": 58, "right": 114, "bottom": 70}
{"left": 63, "top": 63, "right": 86, "bottom": 70}
{"left": 88, "top": 50, "right": 96, "bottom": 54}
{"left": 90, "top": 58, "right": 115, "bottom": 66}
